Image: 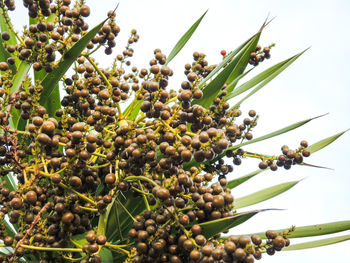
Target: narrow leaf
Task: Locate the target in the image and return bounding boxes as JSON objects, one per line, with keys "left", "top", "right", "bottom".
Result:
{"left": 232, "top": 49, "right": 308, "bottom": 108}
{"left": 308, "top": 130, "right": 348, "bottom": 154}
{"left": 283, "top": 235, "right": 350, "bottom": 251}
{"left": 234, "top": 181, "right": 300, "bottom": 209}
{"left": 8, "top": 62, "right": 31, "bottom": 129}
{"left": 227, "top": 169, "right": 264, "bottom": 189}
{"left": 0, "top": 7, "right": 19, "bottom": 70}
{"left": 0, "top": 172, "right": 16, "bottom": 191}
{"left": 199, "top": 209, "right": 271, "bottom": 239}
{"left": 124, "top": 99, "right": 142, "bottom": 120}
{"left": 39, "top": 18, "right": 108, "bottom": 104}
{"left": 226, "top": 50, "right": 306, "bottom": 101}
{"left": 198, "top": 34, "right": 257, "bottom": 89}
{"left": 165, "top": 10, "right": 207, "bottom": 65}
{"left": 242, "top": 221, "right": 350, "bottom": 239}
{"left": 193, "top": 36, "right": 259, "bottom": 109}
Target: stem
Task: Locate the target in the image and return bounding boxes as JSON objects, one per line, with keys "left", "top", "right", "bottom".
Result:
{"left": 105, "top": 243, "right": 130, "bottom": 255}
{"left": 137, "top": 181, "right": 150, "bottom": 211}
{"left": 161, "top": 120, "right": 182, "bottom": 140}
{"left": 20, "top": 244, "right": 83, "bottom": 252}
{"left": 59, "top": 183, "right": 97, "bottom": 206}
{"left": 124, "top": 175, "right": 158, "bottom": 186}
{"left": 116, "top": 197, "right": 136, "bottom": 222}
{"left": 79, "top": 206, "right": 98, "bottom": 212}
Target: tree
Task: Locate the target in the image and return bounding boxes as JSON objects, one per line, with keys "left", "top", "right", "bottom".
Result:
{"left": 0, "top": 1, "right": 348, "bottom": 262}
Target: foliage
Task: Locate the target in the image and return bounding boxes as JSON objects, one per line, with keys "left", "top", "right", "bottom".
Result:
{"left": 0, "top": 1, "right": 347, "bottom": 262}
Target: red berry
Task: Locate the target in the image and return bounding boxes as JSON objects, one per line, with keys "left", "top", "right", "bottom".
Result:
{"left": 220, "top": 50, "right": 226, "bottom": 56}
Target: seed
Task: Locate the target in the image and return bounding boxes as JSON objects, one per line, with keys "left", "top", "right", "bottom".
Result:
{"left": 1, "top": 32, "right": 10, "bottom": 41}
{"left": 80, "top": 5, "right": 90, "bottom": 17}
{"left": 37, "top": 133, "right": 51, "bottom": 145}
{"left": 96, "top": 235, "right": 107, "bottom": 245}
{"left": 4, "top": 236, "right": 13, "bottom": 246}
{"left": 62, "top": 212, "right": 74, "bottom": 224}
{"left": 41, "top": 121, "right": 55, "bottom": 134}
{"left": 302, "top": 148, "right": 311, "bottom": 157}
{"left": 234, "top": 248, "right": 246, "bottom": 260}
{"left": 259, "top": 161, "right": 268, "bottom": 169}
{"left": 0, "top": 62, "right": 9, "bottom": 71}
{"left": 51, "top": 173, "right": 62, "bottom": 184}
{"left": 265, "top": 230, "right": 277, "bottom": 239}
{"left": 273, "top": 235, "right": 285, "bottom": 249}
{"left": 105, "top": 173, "right": 116, "bottom": 184}
{"left": 212, "top": 195, "right": 225, "bottom": 208}
{"left": 86, "top": 231, "right": 96, "bottom": 243}
{"left": 251, "top": 234, "right": 262, "bottom": 245}
{"left": 25, "top": 190, "right": 37, "bottom": 204}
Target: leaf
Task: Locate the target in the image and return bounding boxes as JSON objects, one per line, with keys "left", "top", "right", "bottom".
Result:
{"left": 231, "top": 49, "right": 308, "bottom": 108}
{"left": 199, "top": 209, "right": 271, "bottom": 239}
{"left": 226, "top": 50, "right": 307, "bottom": 101}
{"left": 4, "top": 219, "right": 16, "bottom": 237}
{"left": 106, "top": 191, "right": 146, "bottom": 242}
{"left": 123, "top": 99, "right": 142, "bottom": 120}
{"left": 165, "top": 10, "right": 207, "bottom": 65}
{"left": 0, "top": 7, "right": 19, "bottom": 70}
{"left": 100, "top": 247, "right": 114, "bottom": 263}
{"left": 242, "top": 221, "right": 350, "bottom": 239}
{"left": 38, "top": 18, "right": 108, "bottom": 105}
{"left": 192, "top": 35, "right": 259, "bottom": 109}
{"left": 0, "top": 172, "right": 17, "bottom": 192}
{"left": 227, "top": 169, "right": 264, "bottom": 189}
{"left": 8, "top": 62, "right": 31, "bottom": 129}
{"left": 308, "top": 130, "right": 348, "bottom": 154}
{"left": 283, "top": 235, "right": 350, "bottom": 251}
{"left": 234, "top": 180, "right": 300, "bottom": 209}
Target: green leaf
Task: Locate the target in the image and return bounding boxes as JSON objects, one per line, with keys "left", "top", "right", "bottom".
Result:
{"left": 4, "top": 219, "right": 16, "bottom": 237}
{"left": 231, "top": 49, "right": 308, "bottom": 108}
{"left": 308, "top": 130, "right": 348, "bottom": 154}
{"left": 106, "top": 191, "right": 146, "bottom": 242}
{"left": 38, "top": 18, "right": 108, "bottom": 105}
{"left": 234, "top": 180, "right": 300, "bottom": 209}
{"left": 199, "top": 209, "right": 270, "bottom": 239}
{"left": 283, "top": 235, "right": 350, "bottom": 251}
{"left": 0, "top": 172, "right": 16, "bottom": 191}
{"left": 165, "top": 10, "right": 207, "bottom": 65}
{"left": 123, "top": 99, "right": 142, "bottom": 120}
{"left": 8, "top": 61, "right": 31, "bottom": 129}
{"left": 100, "top": 247, "right": 114, "bottom": 262}
{"left": 193, "top": 35, "right": 259, "bottom": 109}
{"left": 226, "top": 50, "right": 307, "bottom": 101}
{"left": 242, "top": 221, "right": 350, "bottom": 239}
{"left": 0, "top": 7, "right": 19, "bottom": 70}
{"left": 227, "top": 169, "right": 264, "bottom": 189}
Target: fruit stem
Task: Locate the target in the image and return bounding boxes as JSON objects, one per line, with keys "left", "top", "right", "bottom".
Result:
{"left": 20, "top": 244, "right": 83, "bottom": 252}
{"left": 105, "top": 243, "right": 130, "bottom": 255}
{"left": 59, "top": 182, "right": 98, "bottom": 206}
{"left": 116, "top": 197, "right": 136, "bottom": 222}
{"left": 137, "top": 181, "right": 151, "bottom": 211}
{"left": 160, "top": 120, "right": 181, "bottom": 140}
{"left": 79, "top": 206, "right": 98, "bottom": 212}
{"left": 124, "top": 175, "right": 158, "bottom": 186}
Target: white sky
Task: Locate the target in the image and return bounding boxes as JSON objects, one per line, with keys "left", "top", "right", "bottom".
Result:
{"left": 8, "top": 0, "right": 350, "bottom": 262}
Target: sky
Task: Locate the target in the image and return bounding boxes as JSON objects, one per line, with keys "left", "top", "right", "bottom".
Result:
{"left": 8, "top": 0, "right": 350, "bottom": 262}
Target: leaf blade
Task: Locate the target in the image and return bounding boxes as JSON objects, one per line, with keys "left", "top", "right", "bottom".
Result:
{"left": 227, "top": 169, "right": 264, "bottom": 189}
{"left": 283, "top": 235, "right": 350, "bottom": 251}
{"left": 308, "top": 130, "right": 348, "bottom": 154}
{"left": 199, "top": 209, "right": 271, "bottom": 239}
{"left": 234, "top": 181, "right": 300, "bottom": 209}
{"left": 165, "top": 10, "right": 207, "bottom": 65}
{"left": 231, "top": 49, "right": 308, "bottom": 108}
{"left": 242, "top": 221, "right": 350, "bottom": 239}
{"left": 226, "top": 50, "right": 306, "bottom": 101}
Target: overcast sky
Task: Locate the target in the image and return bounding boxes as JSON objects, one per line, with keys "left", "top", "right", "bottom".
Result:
{"left": 9, "top": 0, "right": 350, "bottom": 262}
